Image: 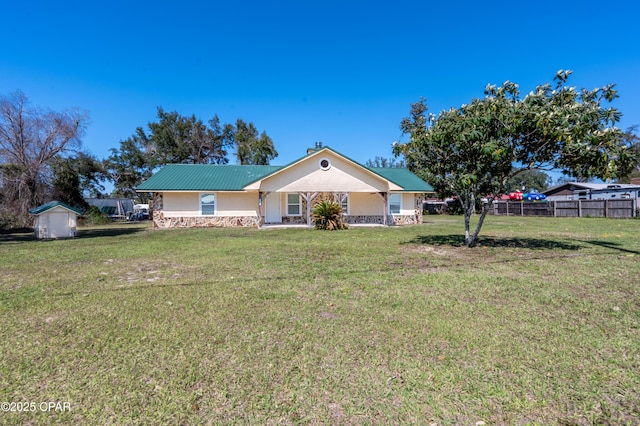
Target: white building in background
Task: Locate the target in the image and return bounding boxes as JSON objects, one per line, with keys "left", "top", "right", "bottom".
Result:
{"left": 84, "top": 198, "right": 134, "bottom": 219}
{"left": 29, "top": 201, "right": 83, "bottom": 239}
{"left": 543, "top": 182, "right": 640, "bottom": 202}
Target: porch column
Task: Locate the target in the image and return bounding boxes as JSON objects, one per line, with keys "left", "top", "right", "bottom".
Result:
{"left": 300, "top": 192, "right": 318, "bottom": 226}
{"left": 260, "top": 191, "right": 270, "bottom": 225}
{"left": 376, "top": 192, "right": 388, "bottom": 226}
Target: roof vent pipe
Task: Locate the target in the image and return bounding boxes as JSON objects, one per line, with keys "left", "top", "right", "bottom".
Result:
{"left": 315, "top": 141, "right": 323, "bottom": 149}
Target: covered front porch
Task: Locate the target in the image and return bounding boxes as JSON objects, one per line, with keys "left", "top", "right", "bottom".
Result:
{"left": 259, "top": 222, "right": 387, "bottom": 229}
{"left": 257, "top": 190, "right": 422, "bottom": 227}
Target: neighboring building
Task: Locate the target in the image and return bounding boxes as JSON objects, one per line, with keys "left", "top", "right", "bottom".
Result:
{"left": 85, "top": 198, "right": 134, "bottom": 219}
{"left": 29, "top": 201, "right": 83, "bottom": 239}
{"left": 543, "top": 182, "right": 640, "bottom": 202}
{"left": 137, "top": 145, "right": 434, "bottom": 228}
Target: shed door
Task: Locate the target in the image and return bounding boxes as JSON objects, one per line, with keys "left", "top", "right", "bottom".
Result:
{"left": 265, "top": 193, "right": 282, "bottom": 223}
{"left": 49, "top": 212, "right": 69, "bottom": 238}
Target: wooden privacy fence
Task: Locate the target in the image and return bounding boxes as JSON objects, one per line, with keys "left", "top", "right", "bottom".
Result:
{"left": 491, "top": 199, "right": 637, "bottom": 218}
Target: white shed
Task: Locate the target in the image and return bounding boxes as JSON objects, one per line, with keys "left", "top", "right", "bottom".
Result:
{"left": 29, "top": 201, "right": 83, "bottom": 239}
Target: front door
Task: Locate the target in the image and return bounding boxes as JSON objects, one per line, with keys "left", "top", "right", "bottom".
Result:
{"left": 265, "top": 193, "right": 282, "bottom": 223}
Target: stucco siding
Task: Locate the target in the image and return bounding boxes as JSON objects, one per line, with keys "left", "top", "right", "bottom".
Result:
{"left": 216, "top": 192, "right": 259, "bottom": 216}
{"left": 162, "top": 191, "right": 259, "bottom": 217}
{"left": 162, "top": 192, "right": 200, "bottom": 217}
{"left": 399, "top": 193, "right": 417, "bottom": 215}
{"left": 349, "top": 192, "right": 382, "bottom": 216}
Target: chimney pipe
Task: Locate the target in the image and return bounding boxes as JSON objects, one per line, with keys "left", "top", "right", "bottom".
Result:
{"left": 307, "top": 141, "right": 324, "bottom": 155}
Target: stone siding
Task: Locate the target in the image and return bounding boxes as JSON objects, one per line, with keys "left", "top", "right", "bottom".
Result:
{"left": 151, "top": 192, "right": 163, "bottom": 212}
{"left": 280, "top": 216, "right": 306, "bottom": 225}
{"left": 152, "top": 211, "right": 260, "bottom": 228}
{"left": 391, "top": 209, "right": 423, "bottom": 225}
{"left": 344, "top": 215, "right": 385, "bottom": 225}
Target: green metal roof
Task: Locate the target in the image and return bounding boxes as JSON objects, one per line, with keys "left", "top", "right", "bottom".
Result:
{"left": 29, "top": 201, "right": 84, "bottom": 216}
{"left": 136, "top": 149, "right": 433, "bottom": 193}
{"left": 136, "top": 164, "right": 282, "bottom": 191}
{"left": 368, "top": 167, "right": 434, "bottom": 192}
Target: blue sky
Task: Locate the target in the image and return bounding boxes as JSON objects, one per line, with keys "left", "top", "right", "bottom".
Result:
{"left": 2, "top": 0, "right": 639, "bottom": 178}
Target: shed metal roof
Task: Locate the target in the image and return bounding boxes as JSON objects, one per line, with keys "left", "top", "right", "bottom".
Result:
{"left": 29, "top": 201, "right": 84, "bottom": 216}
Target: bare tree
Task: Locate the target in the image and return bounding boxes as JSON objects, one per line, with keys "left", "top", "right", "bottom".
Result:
{"left": 0, "top": 90, "right": 88, "bottom": 227}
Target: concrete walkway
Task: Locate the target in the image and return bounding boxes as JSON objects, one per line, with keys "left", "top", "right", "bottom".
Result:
{"left": 260, "top": 223, "right": 386, "bottom": 229}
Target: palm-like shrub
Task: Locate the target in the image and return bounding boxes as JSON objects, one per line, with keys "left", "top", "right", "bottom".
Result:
{"left": 312, "top": 200, "right": 348, "bottom": 230}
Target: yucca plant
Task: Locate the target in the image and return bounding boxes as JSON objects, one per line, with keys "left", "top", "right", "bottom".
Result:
{"left": 312, "top": 200, "right": 348, "bottom": 230}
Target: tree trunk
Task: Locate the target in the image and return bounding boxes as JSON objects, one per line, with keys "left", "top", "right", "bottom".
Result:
{"left": 463, "top": 194, "right": 489, "bottom": 248}
{"left": 468, "top": 206, "right": 490, "bottom": 247}
{"left": 464, "top": 213, "right": 474, "bottom": 246}
{"left": 462, "top": 195, "right": 474, "bottom": 246}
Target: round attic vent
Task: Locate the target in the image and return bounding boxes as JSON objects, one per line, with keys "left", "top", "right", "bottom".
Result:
{"left": 319, "top": 158, "right": 331, "bottom": 170}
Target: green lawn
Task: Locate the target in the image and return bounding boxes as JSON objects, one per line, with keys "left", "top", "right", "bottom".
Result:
{"left": 1, "top": 216, "right": 639, "bottom": 425}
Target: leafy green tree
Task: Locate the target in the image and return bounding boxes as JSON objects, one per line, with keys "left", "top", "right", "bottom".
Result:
{"left": 231, "top": 119, "right": 278, "bottom": 165}
{"left": 104, "top": 131, "right": 153, "bottom": 202}
{"left": 365, "top": 156, "right": 406, "bottom": 168}
{"left": 395, "top": 71, "right": 636, "bottom": 247}
{"left": 106, "top": 109, "right": 278, "bottom": 199}
{"left": 616, "top": 125, "right": 640, "bottom": 182}
{"left": 51, "top": 152, "right": 107, "bottom": 209}
{"left": 145, "top": 108, "right": 231, "bottom": 166}
{"left": 51, "top": 157, "right": 86, "bottom": 210}
{"left": 505, "top": 169, "right": 552, "bottom": 192}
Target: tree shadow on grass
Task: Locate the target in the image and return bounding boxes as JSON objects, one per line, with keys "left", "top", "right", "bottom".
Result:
{"left": 405, "top": 234, "right": 584, "bottom": 250}
{"left": 0, "top": 228, "right": 36, "bottom": 243}
{"left": 583, "top": 240, "right": 640, "bottom": 255}
{"left": 0, "top": 224, "right": 147, "bottom": 244}
{"left": 75, "top": 226, "right": 147, "bottom": 239}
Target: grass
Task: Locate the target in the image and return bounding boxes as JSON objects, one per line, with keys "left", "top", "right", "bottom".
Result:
{"left": 1, "top": 216, "right": 639, "bottom": 425}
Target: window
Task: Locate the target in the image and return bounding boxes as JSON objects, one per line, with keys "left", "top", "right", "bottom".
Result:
{"left": 389, "top": 193, "right": 401, "bottom": 214}
{"left": 287, "top": 193, "right": 301, "bottom": 215}
{"left": 336, "top": 193, "right": 349, "bottom": 214}
{"left": 201, "top": 193, "right": 216, "bottom": 215}
{"left": 319, "top": 158, "right": 331, "bottom": 170}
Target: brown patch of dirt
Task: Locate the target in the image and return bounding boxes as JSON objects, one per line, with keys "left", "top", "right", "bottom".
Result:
{"left": 402, "top": 245, "right": 462, "bottom": 257}
{"left": 319, "top": 312, "right": 339, "bottom": 320}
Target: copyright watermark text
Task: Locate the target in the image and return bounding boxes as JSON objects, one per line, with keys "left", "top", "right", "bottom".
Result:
{"left": 1, "top": 401, "right": 71, "bottom": 413}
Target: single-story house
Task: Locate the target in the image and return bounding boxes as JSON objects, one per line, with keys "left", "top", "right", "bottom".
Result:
{"left": 543, "top": 182, "right": 640, "bottom": 201}
{"left": 136, "top": 145, "right": 434, "bottom": 228}
{"left": 29, "top": 201, "right": 83, "bottom": 239}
